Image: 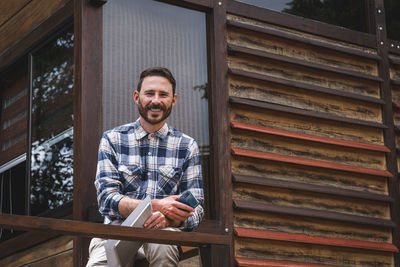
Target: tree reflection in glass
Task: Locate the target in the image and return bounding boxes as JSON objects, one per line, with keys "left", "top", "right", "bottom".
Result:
{"left": 30, "top": 28, "right": 74, "bottom": 216}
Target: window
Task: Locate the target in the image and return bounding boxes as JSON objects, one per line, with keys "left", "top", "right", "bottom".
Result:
{"left": 30, "top": 28, "right": 74, "bottom": 216}
{"left": 102, "top": 0, "right": 210, "bottom": 213}
{"left": 385, "top": 0, "right": 400, "bottom": 41}
{"left": 236, "top": 0, "right": 371, "bottom": 33}
{"left": 0, "top": 26, "right": 74, "bottom": 242}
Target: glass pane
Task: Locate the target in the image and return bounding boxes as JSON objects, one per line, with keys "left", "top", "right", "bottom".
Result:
{"left": 385, "top": 0, "right": 400, "bottom": 41}
{"left": 103, "top": 0, "right": 210, "bottom": 212}
{"left": 0, "top": 162, "right": 26, "bottom": 242}
{"left": 0, "top": 59, "right": 28, "bottom": 165}
{"left": 30, "top": 28, "right": 74, "bottom": 216}
{"left": 236, "top": 0, "right": 369, "bottom": 33}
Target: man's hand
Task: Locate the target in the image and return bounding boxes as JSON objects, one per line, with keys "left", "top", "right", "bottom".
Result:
{"left": 152, "top": 195, "right": 194, "bottom": 222}
{"left": 143, "top": 211, "right": 170, "bottom": 229}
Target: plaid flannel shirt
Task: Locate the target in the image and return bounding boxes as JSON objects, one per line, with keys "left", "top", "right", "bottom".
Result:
{"left": 95, "top": 119, "right": 204, "bottom": 231}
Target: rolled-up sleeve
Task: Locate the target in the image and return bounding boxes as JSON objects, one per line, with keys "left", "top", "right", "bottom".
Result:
{"left": 95, "top": 133, "right": 125, "bottom": 221}
{"left": 180, "top": 140, "right": 204, "bottom": 231}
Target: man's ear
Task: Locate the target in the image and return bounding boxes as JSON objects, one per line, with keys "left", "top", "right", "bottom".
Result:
{"left": 172, "top": 94, "right": 177, "bottom": 107}
{"left": 133, "top": 90, "right": 139, "bottom": 104}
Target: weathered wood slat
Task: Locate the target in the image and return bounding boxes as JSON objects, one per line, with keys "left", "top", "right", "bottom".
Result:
{"left": 234, "top": 228, "right": 398, "bottom": 252}
{"left": 391, "top": 79, "right": 400, "bottom": 86}
{"left": 229, "top": 54, "right": 380, "bottom": 98}
{"left": 0, "top": 236, "right": 73, "bottom": 267}
{"left": 230, "top": 96, "right": 387, "bottom": 129}
{"left": 0, "top": 95, "right": 27, "bottom": 122}
{"left": 232, "top": 132, "right": 386, "bottom": 170}
{"left": 231, "top": 107, "right": 384, "bottom": 145}
{"left": 389, "top": 56, "right": 400, "bottom": 65}
{"left": 234, "top": 210, "right": 392, "bottom": 243}
{"left": 232, "top": 174, "right": 392, "bottom": 203}
{"left": 232, "top": 148, "right": 392, "bottom": 178}
{"left": 235, "top": 257, "right": 338, "bottom": 267}
{"left": 229, "top": 76, "right": 383, "bottom": 123}
{"left": 231, "top": 122, "right": 389, "bottom": 153}
{"left": 233, "top": 183, "right": 389, "bottom": 219}
{"left": 228, "top": 44, "right": 382, "bottom": 82}
{"left": 232, "top": 157, "right": 388, "bottom": 195}
{"left": 233, "top": 200, "right": 396, "bottom": 228}
{"left": 226, "top": 19, "right": 381, "bottom": 61}
{"left": 0, "top": 138, "right": 26, "bottom": 166}
{"left": 235, "top": 236, "right": 394, "bottom": 266}
{"left": 229, "top": 68, "right": 384, "bottom": 104}
{"left": 227, "top": 27, "right": 378, "bottom": 77}
{"left": 0, "top": 117, "right": 27, "bottom": 143}
{"left": 393, "top": 101, "right": 400, "bottom": 111}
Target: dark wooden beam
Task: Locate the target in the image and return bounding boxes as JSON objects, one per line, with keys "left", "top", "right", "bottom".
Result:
{"left": 208, "top": 0, "right": 233, "bottom": 265}
{"left": 228, "top": 68, "right": 384, "bottom": 105}
{"left": 0, "top": 214, "right": 230, "bottom": 246}
{"left": 229, "top": 96, "right": 387, "bottom": 129}
{"left": 227, "top": 0, "right": 377, "bottom": 49}
{"left": 374, "top": 0, "right": 400, "bottom": 264}
{"left": 228, "top": 44, "right": 383, "bottom": 82}
{"left": 89, "top": 0, "right": 107, "bottom": 7}
{"left": 233, "top": 199, "right": 396, "bottom": 228}
{"left": 73, "top": 0, "right": 103, "bottom": 265}
{"left": 156, "top": 0, "right": 212, "bottom": 11}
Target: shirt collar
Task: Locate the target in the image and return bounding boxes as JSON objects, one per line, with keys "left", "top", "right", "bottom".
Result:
{"left": 134, "top": 119, "right": 170, "bottom": 141}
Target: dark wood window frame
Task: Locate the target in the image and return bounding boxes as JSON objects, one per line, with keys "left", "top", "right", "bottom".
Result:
{"left": 1, "top": 0, "right": 400, "bottom": 266}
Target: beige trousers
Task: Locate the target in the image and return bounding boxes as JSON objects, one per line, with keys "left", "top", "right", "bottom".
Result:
{"left": 86, "top": 227, "right": 180, "bottom": 267}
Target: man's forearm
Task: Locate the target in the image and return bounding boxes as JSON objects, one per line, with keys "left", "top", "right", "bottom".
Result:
{"left": 118, "top": 196, "right": 143, "bottom": 218}
{"left": 118, "top": 197, "right": 168, "bottom": 218}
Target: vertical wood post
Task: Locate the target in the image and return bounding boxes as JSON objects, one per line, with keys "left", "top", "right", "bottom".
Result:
{"left": 208, "top": 0, "right": 233, "bottom": 265}
{"left": 73, "top": 0, "right": 103, "bottom": 265}
{"left": 374, "top": 0, "right": 400, "bottom": 264}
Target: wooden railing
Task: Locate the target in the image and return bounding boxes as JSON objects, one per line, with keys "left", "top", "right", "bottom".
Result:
{"left": 0, "top": 214, "right": 229, "bottom": 247}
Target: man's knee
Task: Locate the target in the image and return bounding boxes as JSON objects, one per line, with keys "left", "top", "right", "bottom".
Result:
{"left": 144, "top": 242, "right": 180, "bottom": 266}
{"left": 86, "top": 238, "right": 108, "bottom": 267}
{"left": 143, "top": 227, "right": 180, "bottom": 266}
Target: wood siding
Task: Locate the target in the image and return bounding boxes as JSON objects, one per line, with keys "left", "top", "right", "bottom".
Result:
{"left": 227, "top": 10, "right": 398, "bottom": 267}
{"left": 0, "top": 236, "right": 73, "bottom": 267}
{"left": 0, "top": 0, "right": 70, "bottom": 62}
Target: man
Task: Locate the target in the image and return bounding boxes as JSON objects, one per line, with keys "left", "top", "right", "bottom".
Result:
{"left": 86, "top": 67, "right": 204, "bottom": 267}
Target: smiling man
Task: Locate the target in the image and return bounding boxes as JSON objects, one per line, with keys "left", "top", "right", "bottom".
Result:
{"left": 86, "top": 67, "right": 204, "bottom": 267}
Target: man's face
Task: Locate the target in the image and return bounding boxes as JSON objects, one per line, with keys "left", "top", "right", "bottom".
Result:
{"left": 134, "top": 76, "right": 177, "bottom": 127}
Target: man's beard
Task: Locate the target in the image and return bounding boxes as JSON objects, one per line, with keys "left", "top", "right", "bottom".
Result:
{"left": 137, "top": 98, "right": 173, "bottom": 125}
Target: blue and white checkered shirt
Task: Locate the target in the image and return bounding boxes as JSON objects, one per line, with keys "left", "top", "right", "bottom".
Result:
{"left": 95, "top": 119, "right": 204, "bottom": 231}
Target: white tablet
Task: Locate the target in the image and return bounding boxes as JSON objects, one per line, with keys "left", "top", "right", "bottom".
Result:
{"left": 104, "top": 196, "right": 152, "bottom": 267}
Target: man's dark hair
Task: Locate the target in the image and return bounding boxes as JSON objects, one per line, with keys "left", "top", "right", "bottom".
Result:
{"left": 136, "top": 67, "right": 176, "bottom": 94}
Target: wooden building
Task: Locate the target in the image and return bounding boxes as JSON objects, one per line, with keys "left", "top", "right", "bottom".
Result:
{"left": 1, "top": 0, "right": 400, "bottom": 266}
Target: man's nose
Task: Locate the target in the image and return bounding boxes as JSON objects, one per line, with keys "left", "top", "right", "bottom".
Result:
{"left": 151, "top": 94, "right": 161, "bottom": 104}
